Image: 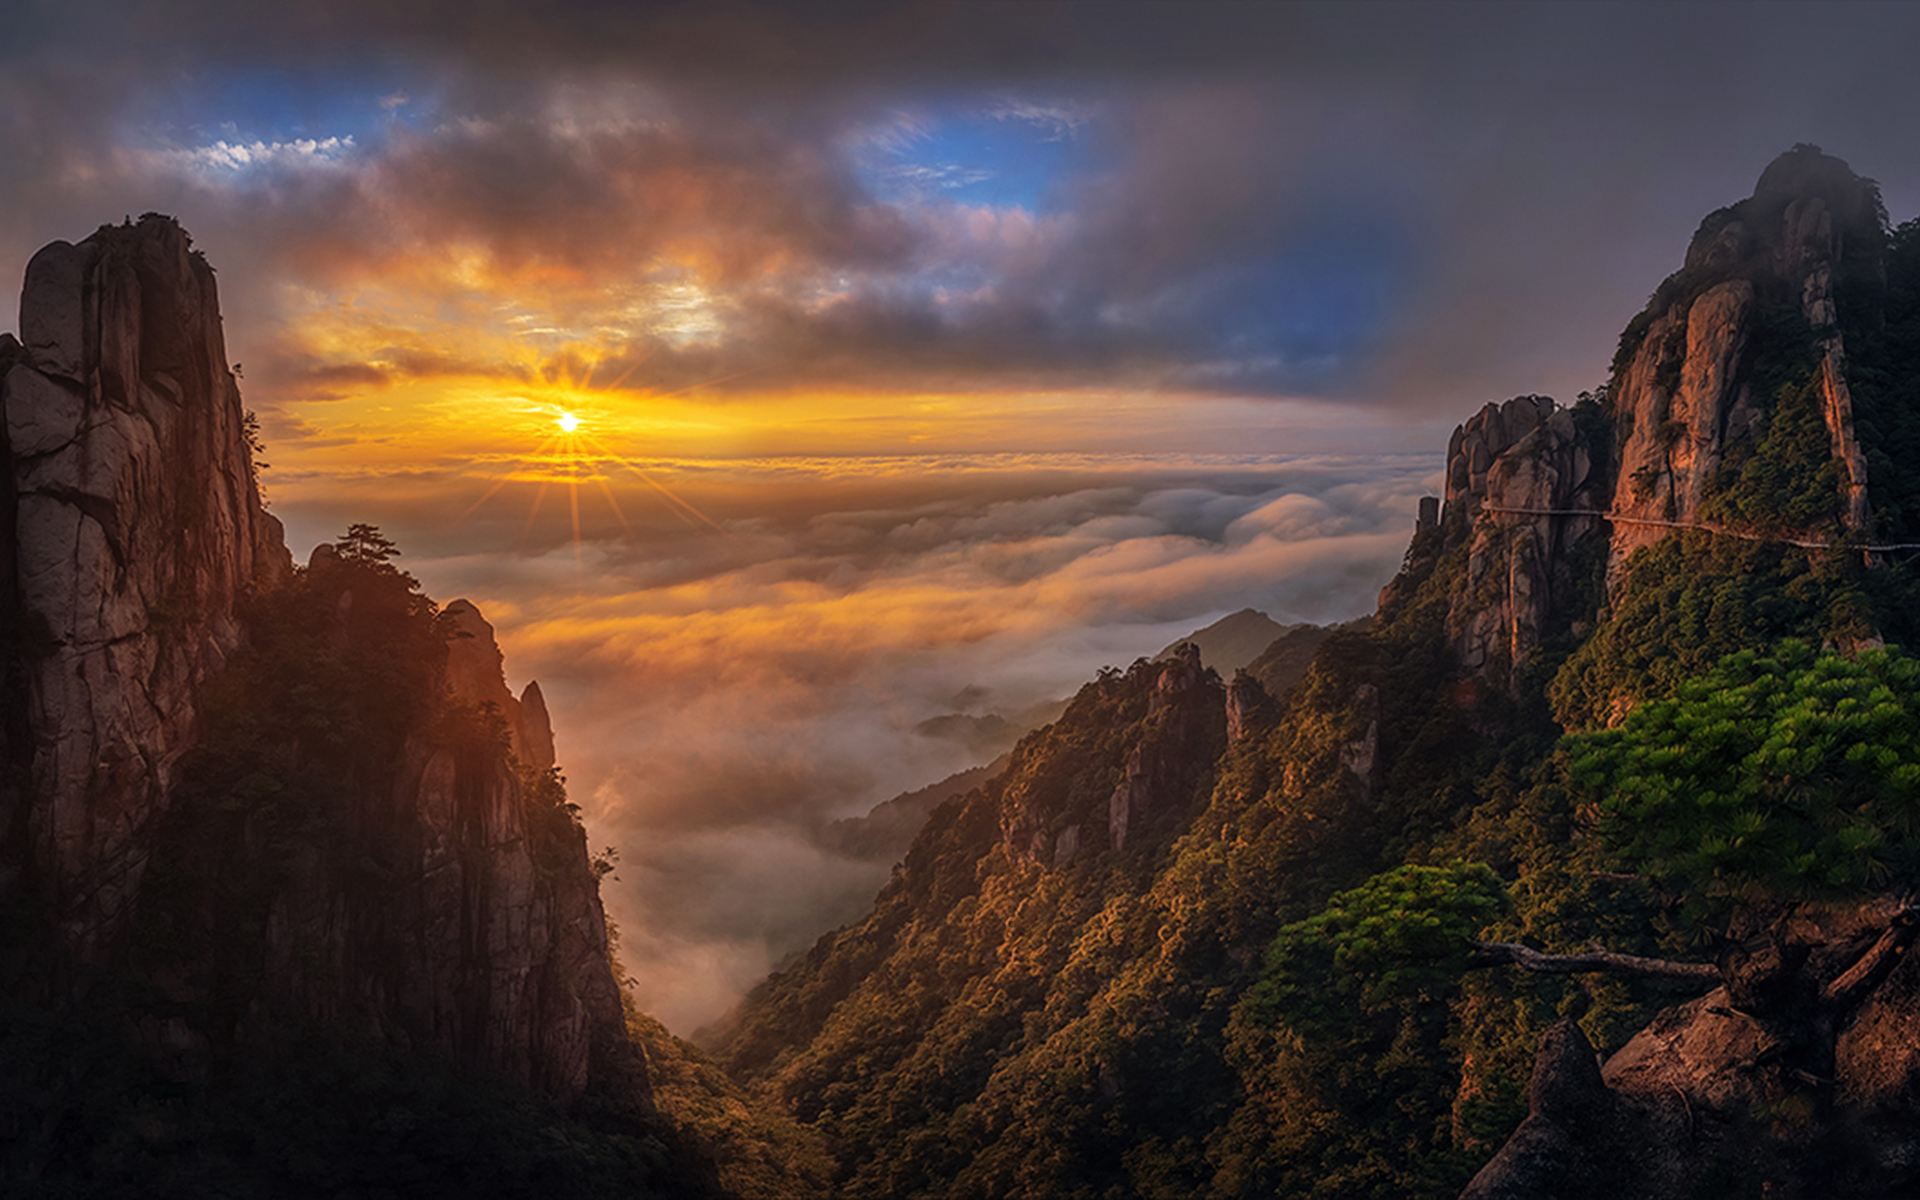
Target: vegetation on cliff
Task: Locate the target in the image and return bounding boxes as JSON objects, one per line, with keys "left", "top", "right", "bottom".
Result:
{"left": 0, "top": 530, "right": 727, "bottom": 1199}
{"left": 707, "top": 150, "right": 1920, "bottom": 1200}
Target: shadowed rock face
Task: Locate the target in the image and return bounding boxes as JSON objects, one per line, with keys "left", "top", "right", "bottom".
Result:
{"left": 0, "top": 215, "right": 288, "bottom": 957}
{"left": 0, "top": 217, "right": 625, "bottom": 1107}
{"left": 442, "top": 596, "right": 558, "bottom": 771}
{"left": 1464, "top": 902, "right": 1920, "bottom": 1200}
{"left": 243, "top": 565, "right": 624, "bottom": 1101}
{"left": 1460, "top": 1021, "right": 1612, "bottom": 1200}
{"left": 997, "top": 643, "right": 1227, "bottom": 864}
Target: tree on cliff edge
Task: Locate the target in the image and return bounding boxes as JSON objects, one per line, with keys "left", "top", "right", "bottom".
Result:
{"left": 336, "top": 522, "right": 401, "bottom": 568}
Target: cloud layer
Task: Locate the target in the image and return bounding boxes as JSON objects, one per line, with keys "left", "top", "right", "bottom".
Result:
{"left": 268, "top": 452, "right": 1435, "bottom": 1031}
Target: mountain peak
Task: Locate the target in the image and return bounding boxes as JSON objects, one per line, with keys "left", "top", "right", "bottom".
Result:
{"left": 1157, "top": 607, "right": 1291, "bottom": 673}
{"left": 3, "top": 213, "right": 287, "bottom": 954}
{"left": 1752, "top": 143, "right": 1874, "bottom": 208}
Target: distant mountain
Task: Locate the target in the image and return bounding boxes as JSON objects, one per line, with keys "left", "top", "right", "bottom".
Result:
{"left": 831, "top": 612, "right": 1328, "bottom": 869}
{"left": 1156, "top": 607, "right": 1293, "bottom": 673}
{"left": 1243, "top": 616, "right": 1370, "bottom": 698}
{"left": 820, "top": 757, "right": 1008, "bottom": 861}
{"left": 707, "top": 147, "right": 1920, "bottom": 1200}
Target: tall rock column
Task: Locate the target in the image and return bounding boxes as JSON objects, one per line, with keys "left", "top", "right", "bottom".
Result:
{"left": 0, "top": 215, "right": 288, "bottom": 958}
{"left": 1605, "top": 145, "right": 1883, "bottom": 571}
{"left": 1438, "top": 395, "right": 1604, "bottom": 685}
{"left": 441, "top": 597, "right": 557, "bottom": 769}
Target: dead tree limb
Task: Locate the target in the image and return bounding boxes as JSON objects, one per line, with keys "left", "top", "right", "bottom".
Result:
{"left": 1468, "top": 940, "right": 1720, "bottom": 985}
{"left": 1822, "top": 906, "right": 1920, "bottom": 1012}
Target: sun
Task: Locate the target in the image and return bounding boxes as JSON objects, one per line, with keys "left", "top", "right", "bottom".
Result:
{"left": 556, "top": 411, "right": 582, "bottom": 434}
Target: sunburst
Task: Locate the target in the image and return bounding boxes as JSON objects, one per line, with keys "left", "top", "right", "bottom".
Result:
{"left": 459, "top": 389, "right": 729, "bottom": 562}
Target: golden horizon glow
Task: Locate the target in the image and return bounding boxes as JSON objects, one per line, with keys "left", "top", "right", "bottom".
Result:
{"left": 251, "top": 260, "right": 1374, "bottom": 560}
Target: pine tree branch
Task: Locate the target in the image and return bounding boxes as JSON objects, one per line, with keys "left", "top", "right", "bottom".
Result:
{"left": 1467, "top": 940, "right": 1720, "bottom": 985}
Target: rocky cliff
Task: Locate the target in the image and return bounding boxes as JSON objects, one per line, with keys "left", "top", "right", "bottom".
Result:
{"left": 171, "top": 548, "right": 631, "bottom": 1102}
{"left": 0, "top": 216, "right": 289, "bottom": 959}
{"left": 1434, "top": 394, "right": 1608, "bottom": 683}
{"left": 442, "top": 596, "right": 558, "bottom": 771}
{"left": 1404, "top": 145, "right": 1895, "bottom": 697}
{"left": 1604, "top": 144, "right": 1882, "bottom": 566}
{"left": 1442, "top": 147, "right": 1920, "bottom": 1199}
{"left": 1000, "top": 644, "right": 1225, "bottom": 864}
{"left": 0, "top": 218, "right": 639, "bottom": 1113}
{"left": 703, "top": 147, "right": 1920, "bottom": 1200}
{"left": 1465, "top": 899, "right": 1920, "bottom": 1199}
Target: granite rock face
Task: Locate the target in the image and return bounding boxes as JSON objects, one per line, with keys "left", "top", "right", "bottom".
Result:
{"left": 1459, "top": 1021, "right": 1611, "bottom": 1200}
{"left": 1435, "top": 395, "right": 1606, "bottom": 684}
{"left": 0, "top": 218, "right": 628, "bottom": 1107}
{"left": 1224, "top": 670, "right": 1274, "bottom": 745}
{"left": 442, "top": 597, "right": 558, "bottom": 771}
{"left": 248, "top": 572, "right": 625, "bottom": 1102}
{"left": 1425, "top": 148, "right": 1888, "bottom": 691}
{"left": 0, "top": 216, "right": 288, "bottom": 957}
{"left": 518, "top": 679, "right": 558, "bottom": 773}
{"left": 1606, "top": 144, "right": 1881, "bottom": 569}
{"left": 998, "top": 644, "right": 1226, "bottom": 866}
{"left": 1105, "top": 645, "right": 1223, "bottom": 853}
{"left": 1463, "top": 902, "right": 1920, "bottom": 1199}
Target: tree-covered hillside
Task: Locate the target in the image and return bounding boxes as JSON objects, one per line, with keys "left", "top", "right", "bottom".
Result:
{"left": 706, "top": 148, "right": 1920, "bottom": 1200}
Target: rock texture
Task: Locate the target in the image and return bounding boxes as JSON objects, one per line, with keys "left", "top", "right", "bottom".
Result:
{"left": 249, "top": 568, "right": 625, "bottom": 1102}
{"left": 0, "top": 215, "right": 288, "bottom": 957}
{"left": 0, "top": 218, "right": 627, "bottom": 1108}
{"left": 1606, "top": 144, "right": 1882, "bottom": 568}
{"left": 443, "top": 596, "right": 557, "bottom": 770}
{"left": 1459, "top": 1021, "right": 1611, "bottom": 1200}
{"left": 999, "top": 644, "right": 1226, "bottom": 863}
{"left": 1419, "top": 147, "right": 1890, "bottom": 691}
{"left": 1224, "top": 670, "right": 1274, "bottom": 744}
{"left": 1465, "top": 901, "right": 1920, "bottom": 1199}
{"left": 1436, "top": 395, "right": 1606, "bottom": 682}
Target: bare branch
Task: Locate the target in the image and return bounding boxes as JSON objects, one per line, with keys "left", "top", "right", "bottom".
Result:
{"left": 1468, "top": 940, "right": 1720, "bottom": 985}
{"left": 1823, "top": 906, "right": 1920, "bottom": 1012}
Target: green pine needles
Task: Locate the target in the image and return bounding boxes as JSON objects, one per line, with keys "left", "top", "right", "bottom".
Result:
{"left": 1570, "top": 641, "right": 1920, "bottom": 918}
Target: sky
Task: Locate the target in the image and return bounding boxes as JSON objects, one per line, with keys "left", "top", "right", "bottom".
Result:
{"left": 8, "top": 0, "right": 1920, "bottom": 1030}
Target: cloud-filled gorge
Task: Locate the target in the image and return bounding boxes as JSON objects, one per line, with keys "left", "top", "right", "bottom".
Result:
{"left": 271, "top": 452, "right": 1433, "bottom": 1030}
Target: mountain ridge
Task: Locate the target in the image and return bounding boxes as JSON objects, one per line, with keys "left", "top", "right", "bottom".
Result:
{"left": 708, "top": 145, "right": 1920, "bottom": 1199}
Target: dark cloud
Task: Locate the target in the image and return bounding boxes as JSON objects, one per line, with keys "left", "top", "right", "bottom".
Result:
{"left": 11, "top": 2, "right": 1920, "bottom": 410}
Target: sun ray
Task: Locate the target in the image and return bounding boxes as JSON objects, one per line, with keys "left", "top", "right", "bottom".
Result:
{"left": 592, "top": 473, "right": 633, "bottom": 533}
{"left": 517, "top": 480, "right": 551, "bottom": 546}
{"left": 644, "top": 367, "right": 762, "bottom": 401}
{"left": 460, "top": 432, "right": 562, "bottom": 521}
{"left": 567, "top": 471, "right": 583, "bottom": 564}
{"left": 579, "top": 431, "right": 729, "bottom": 534}
{"left": 594, "top": 357, "right": 646, "bottom": 395}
